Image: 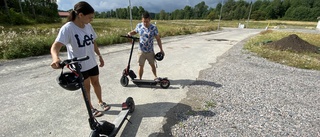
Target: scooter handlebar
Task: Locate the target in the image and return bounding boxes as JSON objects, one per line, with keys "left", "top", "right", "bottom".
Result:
{"left": 74, "top": 56, "right": 90, "bottom": 61}
{"left": 59, "top": 56, "right": 90, "bottom": 67}
{"left": 120, "top": 35, "right": 139, "bottom": 40}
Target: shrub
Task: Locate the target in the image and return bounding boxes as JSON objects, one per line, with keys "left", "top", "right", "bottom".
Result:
{"left": 3, "top": 36, "right": 54, "bottom": 59}
{"left": 6, "top": 9, "right": 35, "bottom": 25}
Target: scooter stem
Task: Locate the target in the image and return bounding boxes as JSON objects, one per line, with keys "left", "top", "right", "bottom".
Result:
{"left": 75, "top": 62, "right": 97, "bottom": 130}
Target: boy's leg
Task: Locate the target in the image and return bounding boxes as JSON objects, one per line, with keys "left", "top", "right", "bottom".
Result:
{"left": 146, "top": 52, "right": 157, "bottom": 78}
{"left": 150, "top": 64, "right": 157, "bottom": 78}
{"left": 137, "top": 51, "right": 146, "bottom": 79}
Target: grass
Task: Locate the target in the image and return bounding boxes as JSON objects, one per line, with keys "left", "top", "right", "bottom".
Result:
{"left": 244, "top": 30, "right": 320, "bottom": 70}
{"left": 1, "top": 19, "right": 320, "bottom": 71}
{"left": 0, "top": 19, "right": 219, "bottom": 59}
{"left": 204, "top": 100, "right": 216, "bottom": 110}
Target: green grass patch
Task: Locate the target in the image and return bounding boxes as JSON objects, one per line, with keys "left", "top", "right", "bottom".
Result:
{"left": 0, "top": 19, "right": 318, "bottom": 60}
{"left": 0, "top": 19, "right": 219, "bottom": 59}
{"left": 204, "top": 100, "right": 216, "bottom": 110}
{"left": 244, "top": 30, "right": 320, "bottom": 70}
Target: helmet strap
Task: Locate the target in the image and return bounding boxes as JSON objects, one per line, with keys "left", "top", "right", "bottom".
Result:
{"left": 61, "top": 64, "right": 80, "bottom": 77}
{"left": 60, "top": 64, "right": 65, "bottom": 77}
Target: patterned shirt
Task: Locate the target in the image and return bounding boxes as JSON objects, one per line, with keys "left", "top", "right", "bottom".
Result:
{"left": 135, "top": 23, "right": 159, "bottom": 52}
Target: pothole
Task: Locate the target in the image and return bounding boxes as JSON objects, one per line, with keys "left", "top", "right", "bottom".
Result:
{"left": 207, "top": 39, "right": 229, "bottom": 41}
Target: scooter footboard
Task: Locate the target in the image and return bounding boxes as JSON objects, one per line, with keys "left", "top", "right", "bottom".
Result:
{"left": 108, "top": 109, "right": 130, "bottom": 137}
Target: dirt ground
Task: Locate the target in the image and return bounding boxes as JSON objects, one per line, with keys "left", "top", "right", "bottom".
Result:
{"left": 267, "top": 34, "right": 320, "bottom": 53}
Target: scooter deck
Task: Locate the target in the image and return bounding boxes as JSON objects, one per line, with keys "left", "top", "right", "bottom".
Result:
{"left": 108, "top": 109, "right": 130, "bottom": 137}
{"left": 132, "top": 79, "right": 157, "bottom": 86}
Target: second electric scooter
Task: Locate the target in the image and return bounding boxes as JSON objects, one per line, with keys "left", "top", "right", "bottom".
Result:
{"left": 57, "top": 56, "right": 135, "bottom": 137}
{"left": 119, "top": 35, "right": 170, "bottom": 89}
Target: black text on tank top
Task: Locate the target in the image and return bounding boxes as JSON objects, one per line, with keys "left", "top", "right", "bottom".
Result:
{"left": 75, "top": 34, "right": 94, "bottom": 47}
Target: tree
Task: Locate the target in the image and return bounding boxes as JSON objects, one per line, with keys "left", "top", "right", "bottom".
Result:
{"left": 251, "top": 10, "right": 267, "bottom": 20}
{"left": 313, "top": 0, "right": 320, "bottom": 7}
{"left": 171, "top": 9, "right": 184, "bottom": 19}
{"left": 207, "top": 10, "right": 215, "bottom": 21}
{"left": 290, "top": 0, "right": 311, "bottom": 8}
{"left": 115, "top": 8, "right": 127, "bottom": 19}
{"left": 282, "top": 0, "right": 291, "bottom": 11}
{"left": 18, "top": 0, "right": 23, "bottom": 14}
{"left": 215, "top": 2, "right": 223, "bottom": 19}
{"left": 269, "top": 0, "right": 285, "bottom": 19}
{"left": 233, "top": 0, "right": 248, "bottom": 20}
{"left": 131, "top": 6, "right": 139, "bottom": 19}
{"left": 3, "top": 0, "right": 9, "bottom": 14}
{"left": 138, "top": 6, "right": 145, "bottom": 17}
{"left": 285, "top": 6, "right": 311, "bottom": 21}
{"left": 193, "top": 1, "right": 208, "bottom": 19}
{"left": 183, "top": 6, "right": 192, "bottom": 19}
{"left": 159, "top": 10, "right": 166, "bottom": 20}
{"left": 223, "top": 0, "right": 236, "bottom": 20}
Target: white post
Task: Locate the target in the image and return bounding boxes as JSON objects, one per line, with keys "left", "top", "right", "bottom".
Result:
{"left": 246, "top": 1, "right": 253, "bottom": 28}
{"left": 218, "top": 0, "right": 223, "bottom": 30}
{"left": 129, "top": 0, "right": 133, "bottom": 30}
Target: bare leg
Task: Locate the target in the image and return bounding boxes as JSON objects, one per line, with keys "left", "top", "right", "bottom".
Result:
{"left": 150, "top": 64, "right": 157, "bottom": 78}
{"left": 90, "top": 75, "right": 103, "bottom": 104}
{"left": 138, "top": 65, "right": 144, "bottom": 79}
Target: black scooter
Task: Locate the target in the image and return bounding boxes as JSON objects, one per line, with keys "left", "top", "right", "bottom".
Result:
{"left": 58, "top": 56, "right": 135, "bottom": 137}
{"left": 119, "top": 35, "right": 170, "bottom": 89}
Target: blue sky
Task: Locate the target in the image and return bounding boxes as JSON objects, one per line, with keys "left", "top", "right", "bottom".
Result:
{"left": 57, "top": 0, "right": 252, "bottom": 13}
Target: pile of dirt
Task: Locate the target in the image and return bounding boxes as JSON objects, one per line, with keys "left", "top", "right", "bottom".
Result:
{"left": 267, "top": 34, "right": 320, "bottom": 53}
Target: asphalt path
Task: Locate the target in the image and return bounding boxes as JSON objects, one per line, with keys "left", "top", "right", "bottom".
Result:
{"left": 0, "top": 28, "right": 262, "bottom": 137}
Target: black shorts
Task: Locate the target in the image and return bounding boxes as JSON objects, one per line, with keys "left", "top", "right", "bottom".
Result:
{"left": 81, "top": 65, "right": 99, "bottom": 80}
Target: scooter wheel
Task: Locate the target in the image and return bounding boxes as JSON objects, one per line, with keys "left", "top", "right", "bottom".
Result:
{"left": 126, "top": 97, "right": 135, "bottom": 113}
{"left": 160, "top": 80, "right": 170, "bottom": 89}
{"left": 120, "top": 75, "right": 129, "bottom": 87}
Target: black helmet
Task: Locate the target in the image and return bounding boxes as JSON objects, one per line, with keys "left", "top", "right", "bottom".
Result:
{"left": 57, "top": 72, "right": 80, "bottom": 91}
{"left": 155, "top": 52, "right": 164, "bottom": 61}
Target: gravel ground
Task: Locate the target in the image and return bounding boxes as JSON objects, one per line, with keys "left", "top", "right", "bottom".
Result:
{"left": 164, "top": 37, "right": 320, "bottom": 137}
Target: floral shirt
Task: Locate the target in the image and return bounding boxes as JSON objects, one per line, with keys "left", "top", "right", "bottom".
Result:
{"left": 135, "top": 23, "right": 159, "bottom": 52}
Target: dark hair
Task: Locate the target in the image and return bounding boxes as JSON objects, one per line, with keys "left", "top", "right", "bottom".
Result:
{"left": 142, "top": 11, "right": 150, "bottom": 19}
{"left": 68, "top": 1, "right": 95, "bottom": 21}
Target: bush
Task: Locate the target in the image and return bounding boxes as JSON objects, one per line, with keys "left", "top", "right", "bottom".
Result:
{"left": 5, "top": 9, "right": 35, "bottom": 25}
{"left": 3, "top": 36, "right": 54, "bottom": 59}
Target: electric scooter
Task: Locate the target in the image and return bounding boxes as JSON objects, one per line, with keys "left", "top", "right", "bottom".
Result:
{"left": 119, "top": 35, "right": 170, "bottom": 89}
{"left": 58, "top": 56, "right": 135, "bottom": 137}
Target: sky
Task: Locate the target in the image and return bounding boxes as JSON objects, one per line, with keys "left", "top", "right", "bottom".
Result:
{"left": 57, "top": 0, "right": 252, "bottom": 13}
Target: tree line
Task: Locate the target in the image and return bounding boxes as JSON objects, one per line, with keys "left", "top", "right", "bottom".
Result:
{"left": 1, "top": 0, "right": 320, "bottom": 25}
{"left": 97, "top": 0, "right": 320, "bottom": 21}
{"left": 0, "top": 0, "right": 60, "bottom": 25}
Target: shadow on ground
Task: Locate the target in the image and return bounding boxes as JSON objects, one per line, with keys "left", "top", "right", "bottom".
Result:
{"left": 151, "top": 102, "right": 216, "bottom": 137}
{"left": 121, "top": 79, "right": 222, "bottom": 89}
{"left": 102, "top": 79, "right": 222, "bottom": 136}
{"left": 113, "top": 102, "right": 216, "bottom": 137}
{"left": 170, "top": 79, "right": 222, "bottom": 88}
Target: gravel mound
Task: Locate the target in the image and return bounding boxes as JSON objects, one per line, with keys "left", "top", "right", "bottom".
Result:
{"left": 168, "top": 38, "right": 320, "bottom": 136}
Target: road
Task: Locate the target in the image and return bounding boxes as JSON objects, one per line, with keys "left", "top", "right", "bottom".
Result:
{"left": 0, "top": 28, "right": 262, "bottom": 137}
